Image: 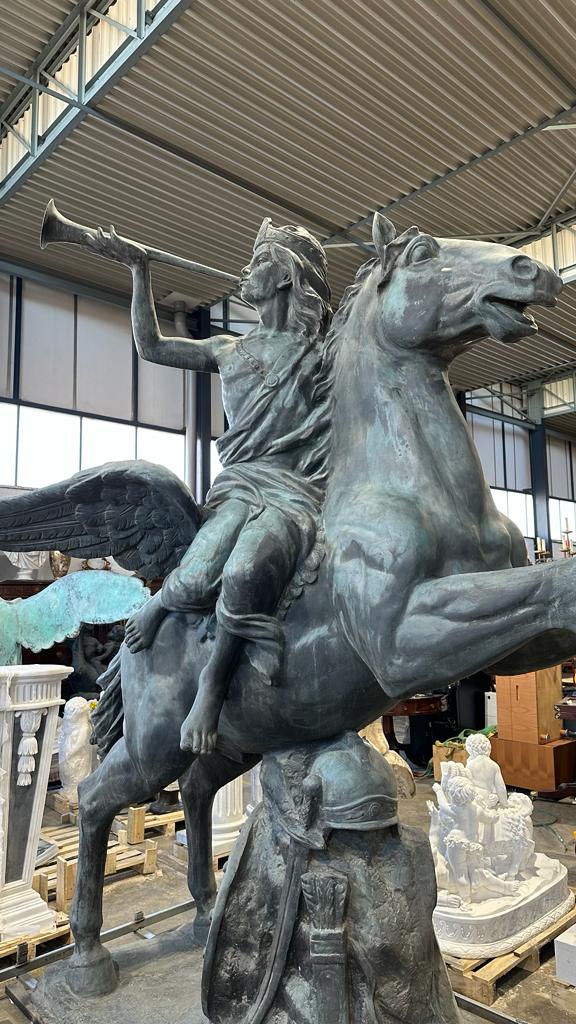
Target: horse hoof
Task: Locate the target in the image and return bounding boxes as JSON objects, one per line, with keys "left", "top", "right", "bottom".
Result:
{"left": 192, "top": 913, "right": 212, "bottom": 946}
{"left": 66, "top": 947, "right": 119, "bottom": 996}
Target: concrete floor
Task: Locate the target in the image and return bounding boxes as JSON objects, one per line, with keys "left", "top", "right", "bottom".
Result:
{"left": 1, "top": 781, "right": 576, "bottom": 1023}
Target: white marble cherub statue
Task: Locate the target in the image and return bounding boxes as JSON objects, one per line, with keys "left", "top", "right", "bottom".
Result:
{"left": 443, "top": 776, "right": 519, "bottom": 904}
{"left": 428, "top": 761, "right": 469, "bottom": 889}
{"left": 58, "top": 697, "right": 95, "bottom": 805}
{"left": 497, "top": 792, "right": 536, "bottom": 879}
{"left": 465, "top": 733, "right": 507, "bottom": 809}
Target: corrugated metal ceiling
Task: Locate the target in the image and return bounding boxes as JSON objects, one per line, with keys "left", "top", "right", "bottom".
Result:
{"left": 0, "top": 0, "right": 78, "bottom": 109}
{"left": 2, "top": 0, "right": 576, "bottom": 392}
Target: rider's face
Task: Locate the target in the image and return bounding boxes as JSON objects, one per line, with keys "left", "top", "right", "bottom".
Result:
{"left": 239, "top": 247, "right": 291, "bottom": 307}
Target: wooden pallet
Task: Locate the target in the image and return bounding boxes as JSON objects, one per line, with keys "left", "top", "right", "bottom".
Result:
{"left": 0, "top": 914, "right": 70, "bottom": 968}
{"left": 45, "top": 788, "right": 79, "bottom": 825}
{"left": 445, "top": 903, "right": 576, "bottom": 1005}
{"left": 112, "top": 805, "right": 186, "bottom": 845}
{"left": 171, "top": 839, "right": 230, "bottom": 874}
{"left": 32, "top": 824, "right": 157, "bottom": 912}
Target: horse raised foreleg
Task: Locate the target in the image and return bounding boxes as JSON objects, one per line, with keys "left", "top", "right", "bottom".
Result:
{"left": 179, "top": 751, "right": 259, "bottom": 943}
{"left": 377, "top": 561, "right": 576, "bottom": 694}
{"left": 68, "top": 737, "right": 191, "bottom": 996}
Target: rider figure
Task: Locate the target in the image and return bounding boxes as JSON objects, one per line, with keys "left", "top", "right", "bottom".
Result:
{"left": 99, "top": 218, "right": 332, "bottom": 754}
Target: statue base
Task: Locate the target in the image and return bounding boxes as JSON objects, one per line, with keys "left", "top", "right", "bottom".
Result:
{"left": 434, "top": 855, "right": 575, "bottom": 958}
{"left": 203, "top": 732, "right": 462, "bottom": 1024}
{"left": 7, "top": 923, "right": 208, "bottom": 1024}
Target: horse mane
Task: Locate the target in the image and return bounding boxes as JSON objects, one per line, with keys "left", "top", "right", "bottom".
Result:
{"left": 301, "top": 257, "right": 379, "bottom": 489}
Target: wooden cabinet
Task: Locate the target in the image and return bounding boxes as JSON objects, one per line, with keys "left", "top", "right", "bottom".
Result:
{"left": 490, "top": 736, "right": 576, "bottom": 792}
{"left": 495, "top": 666, "right": 562, "bottom": 744}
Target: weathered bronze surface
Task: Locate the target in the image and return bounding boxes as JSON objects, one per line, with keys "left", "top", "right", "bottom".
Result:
{"left": 0, "top": 210, "right": 563, "bottom": 1019}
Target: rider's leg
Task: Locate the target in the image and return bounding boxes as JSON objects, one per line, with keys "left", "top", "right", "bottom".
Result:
{"left": 125, "top": 499, "right": 250, "bottom": 652}
{"left": 178, "top": 751, "right": 259, "bottom": 942}
{"left": 181, "top": 509, "right": 300, "bottom": 753}
{"left": 342, "top": 555, "right": 576, "bottom": 696}
{"left": 68, "top": 737, "right": 191, "bottom": 996}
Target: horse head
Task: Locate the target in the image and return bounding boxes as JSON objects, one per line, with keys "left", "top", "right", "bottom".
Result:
{"left": 350, "top": 213, "right": 562, "bottom": 359}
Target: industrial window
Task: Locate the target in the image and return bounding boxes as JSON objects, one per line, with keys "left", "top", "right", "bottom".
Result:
{"left": 0, "top": 403, "right": 17, "bottom": 486}
{"left": 81, "top": 418, "right": 136, "bottom": 470}
{"left": 0, "top": 274, "right": 13, "bottom": 399}
{"left": 19, "top": 281, "right": 75, "bottom": 408}
{"left": 76, "top": 297, "right": 133, "bottom": 420}
{"left": 136, "top": 427, "right": 185, "bottom": 480}
{"left": 17, "top": 407, "right": 81, "bottom": 488}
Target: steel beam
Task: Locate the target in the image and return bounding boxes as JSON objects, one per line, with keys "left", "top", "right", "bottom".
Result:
{"left": 0, "top": 0, "right": 196, "bottom": 206}
{"left": 0, "top": 72, "right": 370, "bottom": 257}
{"left": 0, "top": 1, "right": 107, "bottom": 125}
{"left": 537, "top": 167, "right": 576, "bottom": 231}
{"left": 322, "top": 99, "right": 576, "bottom": 247}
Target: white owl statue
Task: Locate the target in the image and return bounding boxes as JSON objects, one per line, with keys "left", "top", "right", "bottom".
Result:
{"left": 58, "top": 697, "right": 94, "bottom": 805}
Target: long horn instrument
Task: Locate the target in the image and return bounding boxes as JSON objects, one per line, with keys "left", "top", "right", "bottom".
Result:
{"left": 40, "top": 199, "right": 239, "bottom": 285}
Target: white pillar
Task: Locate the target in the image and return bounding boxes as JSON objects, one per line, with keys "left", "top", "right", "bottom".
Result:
{"left": 0, "top": 664, "right": 72, "bottom": 939}
{"left": 211, "top": 776, "right": 246, "bottom": 858}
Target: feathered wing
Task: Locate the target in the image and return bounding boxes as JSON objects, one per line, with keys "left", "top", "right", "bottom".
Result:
{"left": 15, "top": 571, "right": 150, "bottom": 653}
{"left": 0, "top": 460, "right": 202, "bottom": 578}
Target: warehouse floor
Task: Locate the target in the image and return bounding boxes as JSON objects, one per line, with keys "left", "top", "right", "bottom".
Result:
{"left": 1, "top": 779, "right": 575, "bottom": 1023}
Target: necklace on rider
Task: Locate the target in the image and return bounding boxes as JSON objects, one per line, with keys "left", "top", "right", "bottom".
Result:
{"left": 237, "top": 338, "right": 279, "bottom": 388}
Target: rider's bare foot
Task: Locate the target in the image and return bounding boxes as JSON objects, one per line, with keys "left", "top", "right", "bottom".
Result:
{"left": 180, "top": 676, "right": 221, "bottom": 755}
{"left": 125, "top": 596, "right": 166, "bottom": 653}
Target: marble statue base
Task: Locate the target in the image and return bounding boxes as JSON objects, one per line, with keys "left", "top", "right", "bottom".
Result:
{"left": 0, "top": 883, "right": 57, "bottom": 939}
{"left": 434, "top": 854, "right": 575, "bottom": 958}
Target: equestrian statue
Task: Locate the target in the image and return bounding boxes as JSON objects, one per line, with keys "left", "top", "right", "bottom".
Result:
{"left": 0, "top": 203, "right": 563, "bottom": 1021}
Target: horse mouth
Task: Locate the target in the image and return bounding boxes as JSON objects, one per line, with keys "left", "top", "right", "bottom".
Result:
{"left": 480, "top": 294, "right": 541, "bottom": 343}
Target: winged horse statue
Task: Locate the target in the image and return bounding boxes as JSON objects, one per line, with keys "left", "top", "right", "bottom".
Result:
{"left": 0, "top": 212, "right": 563, "bottom": 999}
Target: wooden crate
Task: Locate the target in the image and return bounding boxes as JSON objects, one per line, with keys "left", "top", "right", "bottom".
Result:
{"left": 495, "top": 665, "right": 562, "bottom": 744}
{"left": 0, "top": 914, "right": 70, "bottom": 968}
{"left": 490, "top": 735, "right": 576, "bottom": 791}
{"left": 445, "top": 903, "right": 576, "bottom": 1005}
{"left": 172, "top": 839, "right": 230, "bottom": 874}
{"left": 33, "top": 824, "right": 157, "bottom": 911}
{"left": 45, "top": 788, "right": 79, "bottom": 825}
{"left": 113, "top": 805, "right": 186, "bottom": 845}
{"left": 432, "top": 744, "right": 469, "bottom": 782}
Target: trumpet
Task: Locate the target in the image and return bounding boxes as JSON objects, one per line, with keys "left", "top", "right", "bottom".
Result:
{"left": 40, "top": 199, "right": 240, "bottom": 285}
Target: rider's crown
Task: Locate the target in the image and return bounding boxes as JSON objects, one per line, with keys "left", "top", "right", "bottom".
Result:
{"left": 254, "top": 217, "right": 327, "bottom": 273}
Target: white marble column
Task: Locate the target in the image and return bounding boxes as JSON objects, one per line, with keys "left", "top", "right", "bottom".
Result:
{"left": 211, "top": 776, "right": 246, "bottom": 858}
{"left": 0, "top": 664, "right": 72, "bottom": 939}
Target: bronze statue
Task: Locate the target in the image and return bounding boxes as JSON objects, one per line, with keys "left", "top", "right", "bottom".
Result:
{"left": 96, "top": 217, "right": 333, "bottom": 756}
{"left": 0, "top": 209, "right": 563, "bottom": 1019}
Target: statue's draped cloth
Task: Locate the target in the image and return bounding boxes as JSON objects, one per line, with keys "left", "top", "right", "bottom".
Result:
{"left": 162, "top": 339, "right": 328, "bottom": 646}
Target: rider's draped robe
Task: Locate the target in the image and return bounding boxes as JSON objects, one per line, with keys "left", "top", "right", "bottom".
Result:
{"left": 91, "top": 334, "right": 331, "bottom": 755}
{"left": 161, "top": 333, "right": 330, "bottom": 664}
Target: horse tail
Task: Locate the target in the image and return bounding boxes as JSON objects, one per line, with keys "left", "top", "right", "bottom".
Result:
{"left": 90, "top": 649, "right": 124, "bottom": 759}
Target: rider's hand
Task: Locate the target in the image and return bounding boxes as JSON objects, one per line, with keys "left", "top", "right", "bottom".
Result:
{"left": 85, "top": 225, "right": 148, "bottom": 268}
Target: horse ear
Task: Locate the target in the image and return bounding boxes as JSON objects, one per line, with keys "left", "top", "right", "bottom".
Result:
{"left": 372, "top": 212, "right": 397, "bottom": 261}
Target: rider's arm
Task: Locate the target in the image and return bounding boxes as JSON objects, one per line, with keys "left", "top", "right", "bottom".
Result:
{"left": 130, "top": 256, "right": 232, "bottom": 372}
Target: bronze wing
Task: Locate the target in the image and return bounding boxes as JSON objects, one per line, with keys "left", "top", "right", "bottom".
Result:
{"left": 0, "top": 460, "right": 202, "bottom": 579}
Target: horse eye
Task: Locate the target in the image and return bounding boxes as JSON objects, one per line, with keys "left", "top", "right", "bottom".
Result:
{"left": 408, "top": 242, "right": 432, "bottom": 264}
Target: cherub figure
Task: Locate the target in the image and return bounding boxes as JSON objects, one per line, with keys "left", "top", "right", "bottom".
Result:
{"left": 498, "top": 792, "right": 536, "bottom": 878}
{"left": 465, "top": 733, "right": 507, "bottom": 809}
{"left": 443, "top": 777, "right": 518, "bottom": 903}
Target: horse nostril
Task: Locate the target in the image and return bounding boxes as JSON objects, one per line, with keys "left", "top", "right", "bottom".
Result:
{"left": 510, "top": 254, "right": 538, "bottom": 281}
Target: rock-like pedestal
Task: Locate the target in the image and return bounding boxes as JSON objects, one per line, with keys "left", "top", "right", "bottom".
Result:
{"left": 203, "top": 732, "right": 461, "bottom": 1024}
{"left": 0, "top": 664, "right": 72, "bottom": 939}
